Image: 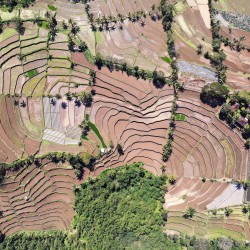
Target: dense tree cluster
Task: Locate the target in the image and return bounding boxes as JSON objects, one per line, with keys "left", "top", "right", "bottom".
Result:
{"left": 200, "top": 82, "right": 229, "bottom": 107}
{"left": 160, "top": 0, "right": 179, "bottom": 163}
{"left": 0, "top": 0, "right": 34, "bottom": 11}
{"left": 207, "top": 0, "right": 227, "bottom": 84}
{"left": 0, "top": 231, "right": 68, "bottom": 250}
{"left": 72, "top": 163, "right": 172, "bottom": 250}
{"left": 219, "top": 90, "right": 250, "bottom": 147}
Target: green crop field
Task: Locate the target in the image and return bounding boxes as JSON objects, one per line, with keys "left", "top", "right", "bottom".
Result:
{"left": 161, "top": 56, "right": 172, "bottom": 64}
{"left": 26, "top": 69, "right": 38, "bottom": 78}
{"left": 48, "top": 5, "right": 57, "bottom": 11}
{"left": 175, "top": 114, "right": 187, "bottom": 121}
{"left": 88, "top": 121, "right": 107, "bottom": 148}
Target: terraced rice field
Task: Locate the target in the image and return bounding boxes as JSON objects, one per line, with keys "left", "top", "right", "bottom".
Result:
{"left": 0, "top": 0, "right": 249, "bottom": 241}
{"left": 165, "top": 208, "right": 250, "bottom": 240}
{"left": 166, "top": 89, "right": 247, "bottom": 181}
{"left": 0, "top": 24, "right": 99, "bottom": 160}
{"left": 96, "top": 16, "right": 170, "bottom": 75}
{"left": 0, "top": 160, "right": 81, "bottom": 235}
{"left": 0, "top": 95, "right": 41, "bottom": 163}
{"left": 88, "top": 66, "right": 174, "bottom": 175}
{"left": 164, "top": 178, "right": 245, "bottom": 211}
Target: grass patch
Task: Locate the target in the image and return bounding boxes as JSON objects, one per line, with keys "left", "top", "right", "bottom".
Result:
{"left": 94, "top": 31, "right": 104, "bottom": 44}
{"left": 88, "top": 121, "right": 106, "bottom": 148}
{"left": 32, "top": 77, "right": 46, "bottom": 97}
{"left": 41, "top": 21, "right": 49, "bottom": 29}
{"left": 85, "top": 114, "right": 90, "bottom": 121}
{"left": 208, "top": 228, "right": 244, "bottom": 240}
{"left": 23, "top": 73, "right": 45, "bottom": 96}
{"left": 26, "top": 69, "right": 38, "bottom": 78}
{"left": 0, "top": 28, "right": 17, "bottom": 42}
{"left": 221, "top": 139, "right": 235, "bottom": 176}
{"left": 81, "top": 135, "right": 89, "bottom": 141}
{"left": 239, "top": 90, "right": 250, "bottom": 103}
{"left": 175, "top": 114, "right": 187, "bottom": 121}
{"left": 84, "top": 49, "right": 95, "bottom": 64}
{"left": 161, "top": 56, "right": 172, "bottom": 64}
{"left": 48, "top": 5, "right": 57, "bottom": 11}
{"left": 174, "top": 2, "right": 186, "bottom": 14}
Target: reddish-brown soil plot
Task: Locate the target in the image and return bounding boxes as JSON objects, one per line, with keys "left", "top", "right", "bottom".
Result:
{"left": 0, "top": 161, "right": 81, "bottom": 235}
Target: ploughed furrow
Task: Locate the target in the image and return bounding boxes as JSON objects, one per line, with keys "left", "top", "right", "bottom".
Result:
{"left": 0, "top": 161, "right": 80, "bottom": 235}
{"left": 90, "top": 67, "right": 173, "bottom": 175}
{"left": 166, "top": 90, "right": 247, "bottom": 181}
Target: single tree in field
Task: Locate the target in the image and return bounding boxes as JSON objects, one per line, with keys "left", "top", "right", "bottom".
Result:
{"left": 0, "top": 17, "right": 3, "bottom": 34}
{"left": 71, "top": 22, "right": 80, "bottom": 36}
{"left": 168, "top": 174, "right": 176, "bottom": 185}
{"left": 14, "top": 17, "right": 25, "bottom": 35}
{"left": 184, "top": 207, "right": 196, "bottom": 218}
{"left": 62, "top": 20, "right": 68, "bottom": 30}
{"left": 13, "top": 99, "right": 19, "bottom": 106}
{"left": 224, "top": 207, "right": 233, "bottom": 217}
{"left": 245, "top": 139, "right": 250, "bottom": 150}
{"left": 79, "top": 92, "right": 93, "bottom": 107}
{"left": 196, "top": 44, "right": 203, "bottom": 55}
{"left": 20, "top": 100, "right": 26, "bottom": 108}
{"left": 200, "top": 82, "right": 229, "bottom": 107}
{"left": 55, "top": 93, "right": 62, "bottom": 100}
{"left": 242, "top": 206, "right": 248, "bottom": 214}
{"left": 17, "top": 53, "right": 25, "bottom": 62}
{"left": 117, "top": 143, "right": 124, "bottom": 155}
{"left": 65, "top": 92, "right": 73, "bottom": 101}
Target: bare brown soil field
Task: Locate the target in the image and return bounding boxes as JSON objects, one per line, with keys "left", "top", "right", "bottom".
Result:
{"left": 0, "top": 27, "right": 100, "bottom": 162}
{"left": 0, "top": 161, "right": 81, "bottom": 235}
{"left": 28, "top": 0, "right": 170, "bottom": 75}
{"left": 95, "top": 16, "right": 170, "bottom": 75}
{"left": 89, "top": 0, "right": 159, "bottom": 19}
{"left": 0, "top": 95, "right": 41, "bottom": 163}
{"left": 164, "top": 178, "right": 245, "bottom": 211}
{"left": 86, "top": 0, "right": 170, "bottom": 74}
{"left": 85, "top": 66, "right": 174, "bottom": 175}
